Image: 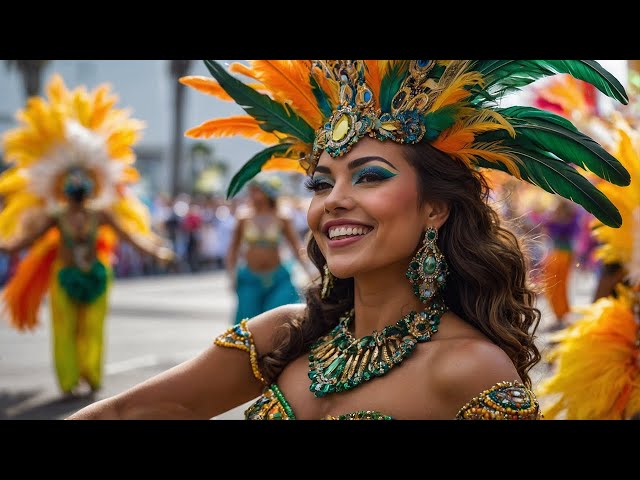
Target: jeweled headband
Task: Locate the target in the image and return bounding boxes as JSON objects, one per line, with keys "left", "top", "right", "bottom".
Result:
{"left": 182, "top": 60, "right": 630, "bottom": 228}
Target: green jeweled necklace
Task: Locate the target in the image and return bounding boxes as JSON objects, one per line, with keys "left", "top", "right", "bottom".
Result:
{"left": 308, "top": 300, "right": 448, "bottom": 398}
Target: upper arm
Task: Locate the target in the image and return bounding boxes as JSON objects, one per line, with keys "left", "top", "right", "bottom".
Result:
{"left": 74, "top": 304, "right": 306, "bottom": 420}
{"left": 280, "top": 216, "right": 302, "bottom": 253}
{"left": 11, "top": 213, "right": 55, "bottom": 251}
{"left": 228, "top": 218, "right": 245, "bottom": 254}
{"left": 431, "top": 340, "right": 525, "bottom": 418}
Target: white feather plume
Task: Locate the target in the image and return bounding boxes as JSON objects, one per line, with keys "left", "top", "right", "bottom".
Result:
{"left": 26, "top": 121, "right": 124, "bottom": 210}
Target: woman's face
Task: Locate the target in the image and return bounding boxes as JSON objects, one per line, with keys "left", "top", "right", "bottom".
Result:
{"left": 307, "top": 137, "right": 432, "bottom": 279}
{"left": 249, "top": 185, "right": 270, "bottom": 207}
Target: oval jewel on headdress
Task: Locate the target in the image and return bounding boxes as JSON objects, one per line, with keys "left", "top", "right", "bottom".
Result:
{"left": 332, "top": 114, "right": 351, "bottom": 142}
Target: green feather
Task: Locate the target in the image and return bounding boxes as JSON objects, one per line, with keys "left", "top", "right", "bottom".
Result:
{"left": 204, "top": 60, "right": 315, "bottom": 143}
{"left": 497, "top": 106, "right": 630, "bottom": 186}
{"left": 476, "top": 147, "right": 622, "bottom": 228}
{"left": 310, "top": 74, "right": 333, "bottom": 119}
{"left": 379, "top": 61, "right": 409, "bottom": 112}
{"left": 423, "top": 106, "right": 458, "bottom": 141}
{"left": 226, "top": 143, "right": 294, "bottom": 199}
{"left": 472, "top": 60, "right": 629, "bottom": 104}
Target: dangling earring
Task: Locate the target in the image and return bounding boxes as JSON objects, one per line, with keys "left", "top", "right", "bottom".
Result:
{"left": 406, "top": 227, "right": 449, "bottom": 303}
{"left": 321, "top": 264, "right": 335, "bottom": 300}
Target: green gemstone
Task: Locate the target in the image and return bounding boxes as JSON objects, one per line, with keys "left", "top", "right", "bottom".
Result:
{"left": 427, "top": 230, "right": 436, "bottom": 240}
{"left": 410, "top": 261, "right": 420, "bottom": 270}
{"left": 363, "top": 371, "right": 372, "bottom": 381}
{"left": 359, "top": 337, "right": 371, "bottom": 348}
{"left": 423, "top": 256, "right": 437, "bottom": 274}
{"left": 325, "top": 357, "right": 345, "bottom": 377}
{"left": 417, "top": 323, "right": 426, "bottom": 331}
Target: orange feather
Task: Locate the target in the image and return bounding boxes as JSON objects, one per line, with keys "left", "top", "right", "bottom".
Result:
{"left": 364, "top": 60, "right": 383, "bottom": 108}
{"left": 184, "top": 115, "right": 280, "bottom": 144}
{"left": 261, "top": 156, "right": 307, "bottom": 174}
{"left": 1, "top": 228, "right": 59, "bottom": 331}
{"left": 180, "top": 76, "right": 233, "bottom": 101}
{"left": 229, "top": 62, "right": 260, "bottom": 80}
{"left": 248, "top": 60, "right": 323, "bottom": 128}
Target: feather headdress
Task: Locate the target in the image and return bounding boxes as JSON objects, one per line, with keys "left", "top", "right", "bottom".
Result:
{"left": 182, "top": 60, "right": 629, "bottom": 228}
{"left": 0, "top": 74, "right": 153, "bottom": 330}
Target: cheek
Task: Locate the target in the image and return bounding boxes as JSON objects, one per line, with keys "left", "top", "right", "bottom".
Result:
{"left": 307, "top": 197, "right": 323, "bottom": 233}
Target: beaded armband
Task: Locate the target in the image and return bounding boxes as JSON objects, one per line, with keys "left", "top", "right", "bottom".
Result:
{"left": 214, "top": 319, "right": 266, "bottom": 384}
{"left": 245, "top": 384, "right": 295, "bottom": 420}
{"left": 455, "top": 381, "right": 542, "bottom": 420}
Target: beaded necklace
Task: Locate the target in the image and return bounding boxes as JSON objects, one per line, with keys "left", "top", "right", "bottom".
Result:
{"left": 308, "top": 300, "right": 448, "bottom": 398}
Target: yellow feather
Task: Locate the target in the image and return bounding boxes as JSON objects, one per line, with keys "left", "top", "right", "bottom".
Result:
{"left": 248, "top": 60, "right": 322, "bottom": 128}
{"left": 431, "top": 71, "right": 484, "bottom": 111}
{"left": 591, "top": 124, "right": 640, "bottom": 269}
{"left": 110, "top": 195, "right": 152, "bottom": 235}
{"left": 0, "top": 192, "right": 41, "bottom": 239}
{"left": 536, "top": 287, "right": 640, "bottom": 419}
{"left": 0, "top": 168, "right": 28, "bottom": 195}
{"left": 185, "top": 115, "right": 280, "bottom": 144}
{"left": 120, "top": 165, "right": 140, "bottom": 184}
{"left": 46, "top": 73, "right": 70, "bottom": 105}
{"left": 71, "top": 86, "right": 92, "bottom": 127}
{"left": 88, "top": 84, "right": 117, "bottom": 130}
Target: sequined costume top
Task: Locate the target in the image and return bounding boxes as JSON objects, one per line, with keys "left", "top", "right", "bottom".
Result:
{"left": 214, "top": 321, "right": 542, "bottom": 420}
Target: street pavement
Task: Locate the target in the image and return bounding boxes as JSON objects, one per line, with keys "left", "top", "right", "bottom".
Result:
{"left": 0, "top": 267, "right": 597, "bottom": 420}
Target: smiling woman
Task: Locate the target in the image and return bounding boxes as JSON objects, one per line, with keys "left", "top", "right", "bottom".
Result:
{"left": 68, "top": 60, "right": 629, "bottom": 420}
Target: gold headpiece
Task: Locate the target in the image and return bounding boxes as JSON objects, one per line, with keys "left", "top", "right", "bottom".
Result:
{"left": 182, "top": 60, "right": 630, "bottom": 228}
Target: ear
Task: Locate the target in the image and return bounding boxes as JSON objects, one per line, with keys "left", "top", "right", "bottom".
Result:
{"left": 422, "top": 200, "right": 450, "bottom": 229}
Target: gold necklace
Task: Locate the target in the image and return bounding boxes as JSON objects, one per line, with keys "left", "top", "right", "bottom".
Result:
{"left": 308, "top": 301, "right": 447, "bottom": 397}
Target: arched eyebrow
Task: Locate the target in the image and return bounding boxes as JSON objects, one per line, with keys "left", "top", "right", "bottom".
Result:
{"left": 314, "top": 156, "right": 399, "bottom": 174}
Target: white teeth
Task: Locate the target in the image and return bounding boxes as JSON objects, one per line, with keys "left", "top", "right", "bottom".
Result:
{"left": 328, "top": 226, "right": 371, "bottom": 239}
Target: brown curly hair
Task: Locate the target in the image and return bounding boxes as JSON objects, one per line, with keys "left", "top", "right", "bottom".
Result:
{"left": 260, "top": 141, "right": 541, "bottom": 388}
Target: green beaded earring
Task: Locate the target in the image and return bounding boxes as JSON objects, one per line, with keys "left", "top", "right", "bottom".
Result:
{"left": 321, "top": 264, "right": 335, "bottom": 300}
{"left": 406, "top": 227, "right": 449, "bottom": 303}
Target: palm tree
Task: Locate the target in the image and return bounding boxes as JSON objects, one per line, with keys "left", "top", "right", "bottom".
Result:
{"left": 5, "top": 60, "right": 50, "bottom": 99}
{"left": 168, "top": 60, "right": 192, "bottom": 197}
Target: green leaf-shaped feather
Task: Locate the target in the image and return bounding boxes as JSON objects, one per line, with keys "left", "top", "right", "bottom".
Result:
{"left": 226, "top": 143, "right": 294, "bottom": 199}
{"left": 497, "top": 106, "right": 630, "bottom": 186}
{"left": 310, "top": 74, "right": 333, "bottom": 119}
{"left": 204, "top": 60, "right": 315, "bottom": 143}
{"left": 476, "top": 147, "right": 622, "bottom": 228}
{"left": 379, "top": 61, "right": 410, "bottom": 112}
{"left": 472, "top": 60, "right": 629, "bottom": 105}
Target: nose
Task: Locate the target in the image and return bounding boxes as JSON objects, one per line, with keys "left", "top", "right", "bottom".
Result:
{"left": 323, "top": 180, "right": 355, "bottom": 214}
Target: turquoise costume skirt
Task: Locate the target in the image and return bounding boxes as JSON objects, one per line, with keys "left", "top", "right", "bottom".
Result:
{"left": 234, "top": 263, "right": 300, "bottom": 324}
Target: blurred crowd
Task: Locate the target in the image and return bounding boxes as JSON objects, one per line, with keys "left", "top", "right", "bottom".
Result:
{"left": 0, "top": 191, "right": 311, "bottom": 286}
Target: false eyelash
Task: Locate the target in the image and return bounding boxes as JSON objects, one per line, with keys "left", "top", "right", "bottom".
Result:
{"left": 304, "top": 177, "right": 331, "bottom": 192}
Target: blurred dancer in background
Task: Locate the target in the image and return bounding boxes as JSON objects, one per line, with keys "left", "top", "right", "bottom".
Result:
{"left": 226, "top": 175, "right": 313, "bottom": 324}
{"left": 0, "top": 75, "right": 174, "bottom": 396}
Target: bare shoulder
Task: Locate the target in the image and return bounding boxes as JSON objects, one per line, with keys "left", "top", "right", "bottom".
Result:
{"left": 431, "top": 337, "right": 521, "bottom": 411}
{"left": 245, "top": 303, "right": 307, "bottom": 356}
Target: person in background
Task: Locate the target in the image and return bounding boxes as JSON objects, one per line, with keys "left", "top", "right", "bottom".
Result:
{"left": 0, "top": 75, "right": 174, "bottom": 397}
{"left": 226, "top": 175, "right": 313, "bottom": 325}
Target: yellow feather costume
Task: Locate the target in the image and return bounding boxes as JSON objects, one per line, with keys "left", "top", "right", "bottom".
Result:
{"left": 0, "top": 74, "right": 155, "bottom": 394}
{"left": 537, "top": 119, "right": 640, "bottom": 419}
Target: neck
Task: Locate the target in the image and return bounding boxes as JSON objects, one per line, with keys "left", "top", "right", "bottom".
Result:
{"left": 351, "top": 262, "right": 426, "bottom": 338}
{"left": 67, "top": 202, "right": 85, "bottom": 213}
{"left": 254, "top": 204, "right": 274, "bottom": 215}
